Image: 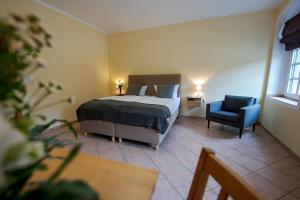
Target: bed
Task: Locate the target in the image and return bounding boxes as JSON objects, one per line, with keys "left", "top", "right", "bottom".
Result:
{"left": 77, "top": 74, "right": 181, "bottom": 150}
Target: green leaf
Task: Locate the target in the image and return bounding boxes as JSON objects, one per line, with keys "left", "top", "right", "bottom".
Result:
{"left": 43, "top": 136, "right": 66, "bottom": 150}
{"left": 59, "top": 120, "right": 78, "bottom": 139}
{"left": 48, "top": 145, "right": 81, "bottom": 182}
{"left": 2, "top": 156, "right": 48, "bottom": 199}
{"left": 29, "top": 119, "right": 58, "bottom": 139}
{"left": 14, "top": 117, "right": 34, "bottom": 134}
{"left": 26, "top": 14, "right": 39, "bottom": 24}
{"left": 11, "top": 14, "right": 25, "bottom": 23}
{"left": 29, "top": 119, "right": 78, "bottom": 140}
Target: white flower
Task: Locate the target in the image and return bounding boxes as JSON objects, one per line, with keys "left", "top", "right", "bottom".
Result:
{"left": 48, "top": 80, "right": 57, "bottom": 87}
{"left": 38, "top": 81, "right": 46, "bottom": 88}
{"left": 47, "top": 86, "right": 57, "bottom": 94}
{"left": 67, "top": 96, "right": 76, "bottom": 105}
{"left": 56, "top": 83, "right": 63, "bottom": 90}
{"left": 0, "top": 113, "right": 25, "bottom": 187}
{"left": 36, "top": 58, "right": 47, "bottom": 69}
{"left": 3, "top": 141, "right": 45, "bottom": 171}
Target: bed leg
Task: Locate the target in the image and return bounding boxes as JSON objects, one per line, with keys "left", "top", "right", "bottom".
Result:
{"left": 154, "top": 144, "right": 159, "bottom": 151}
{"left": 118, "top": 137, "right": 123, "bottom": 143}
{"left": 111, "top": 136, "right": 115, "bottom": 143}
{"left": 83, "top": 131, "right": 87, "bottom": 136}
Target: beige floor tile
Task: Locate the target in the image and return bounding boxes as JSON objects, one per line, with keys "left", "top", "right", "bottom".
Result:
{"left": 267, "top": 142, "right": 290, "bottom": 156}
{"left": 172, "top": 134, "right": 205, "bottom": 155}
{"left": 46, "top": 117, "right": 298, "bottom": 200}
{"left": 243, "top": 173, "right": 288, "bottom": 200}
{"left": 166, "top": 170, "right": 194, "bottom": 198}
{"left": 230, "top": 154, "right": 266, "bottom": 171}
{"left": 256, "top": 167, "right": 300, "bottom": 191}
{"left": 280, "top": 194, "right": 300, "bottom": 200}
{"left": 211, "top": 187, "right": 234, "bottom": 200}
{"left": 291, "top": 187, "right": 300, "bottom": 198}
{"left": 118, "top": 140, "right": 144, "bottom": 153}
{"left": 272, "top": 157, "right": 300, "bottom": 179}
{"left": 218, "top": 156, "right": 251, "bottom": 176}
{"left": 143, "top": 145, "right": 171, "bottom": 161}
{"left": 97, "top": 140, "right": 125, "bottom": 162}
{"left": 80, "top": 141, "right": 100, "bottom": 156}
{"left": 207, "top": 176, "right": 220, "bottom": 189}
{"left": 163, "top": 140, "right": 199, "bottom": 171}
{"left": 152, "top": 154, "right": 188, "bottom": 177}
{"left": 210, "top": 144, "right": 241, "bottom": 158}
{"left": 54, "top": 131, "right": 77, "bottom": 141}
{"left": 242, "top": 141, "right": 290, "bottom": 165}
{"left": 240, "top": 133, "right": 275, "bottom": 148}
{"left": 203, "top": 190, "right": 218, "bottom": 200}
{"left": 123, "top": 148, "right": 158, "bottom": 170}
{"left": 151, "top": 178, "right": 183, "bottom": 200}
{"left": 77, "top": 132, "right": 106, "bottom": 142}
{"left": 247, "top": 151, "right": 289, "bottom": 166}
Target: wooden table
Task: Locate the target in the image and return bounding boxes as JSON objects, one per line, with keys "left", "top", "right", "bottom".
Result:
{"left": 31, "top": 148, "right": 159, "bottom": 200}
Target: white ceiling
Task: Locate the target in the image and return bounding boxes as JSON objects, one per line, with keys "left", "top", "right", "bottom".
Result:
{"left": 38, "top": 0, "right": 284, "bottom": 33}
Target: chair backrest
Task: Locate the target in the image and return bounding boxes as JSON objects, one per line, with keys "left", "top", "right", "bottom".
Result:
{"left": 222, "top": 95, "right": 255, "bottom": 113}
{"left": 188, "top": 148, "right": 264, "bottom": 200}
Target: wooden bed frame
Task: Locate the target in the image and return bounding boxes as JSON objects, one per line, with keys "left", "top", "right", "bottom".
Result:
{"left": 79, "top": 74, "right": 181, "bottom": 150}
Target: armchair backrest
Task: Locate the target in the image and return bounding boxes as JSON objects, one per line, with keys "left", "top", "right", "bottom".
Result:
{"left": 223, "top": 95, "right": 256, "bottom": 113}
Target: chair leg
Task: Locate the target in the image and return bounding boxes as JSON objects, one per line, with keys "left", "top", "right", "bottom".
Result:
{"left": 207, "top": 120, "right": 210, "bottom": 129}
{"left": 239, "top": 128, "right": 243, "bottom": 139}
{"left": 252, "top": 124, "right": 256, "bottom": 132}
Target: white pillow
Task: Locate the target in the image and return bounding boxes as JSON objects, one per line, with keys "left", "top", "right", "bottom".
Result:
{"left": 154, "top": 84, "right": 179, "bottom": 98}
{"left": 139, "top": 85, "right": 148, "bottom": 96}
{"left": 172, "top": 84, "right": 179, "bottom": 98}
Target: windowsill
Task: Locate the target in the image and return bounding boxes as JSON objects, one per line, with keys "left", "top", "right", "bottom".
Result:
{"left": 268, "top": 95, "right": 299, "bottom": 108}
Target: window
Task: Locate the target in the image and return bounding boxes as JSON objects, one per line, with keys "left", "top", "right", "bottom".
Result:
{"left": 286, "top": 48, "right": 300, "bottom": 100}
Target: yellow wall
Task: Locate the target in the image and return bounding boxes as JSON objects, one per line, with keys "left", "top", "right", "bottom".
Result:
{"left": 0, "top": 0, "right": 109, "bottom": 121}
{"left": 261, "top": 0, "right": 300, "bottom": 156}
{"left": 108, "top": 11, "right": 277, "bottom": 116}
{"left": 2, "top": 0, "right": 298, "bottom": 156}
{"left": 261, "top": 98, "right": 300, "bottom": 156}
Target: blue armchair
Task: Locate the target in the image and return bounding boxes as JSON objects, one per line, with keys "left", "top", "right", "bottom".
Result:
{"left": 206, "top": 95, "right": 261, "bottom": 138}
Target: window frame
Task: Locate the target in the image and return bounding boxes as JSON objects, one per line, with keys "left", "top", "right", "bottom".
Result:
{"left": 285, "top": 48, "right": 300, "bottom": 100}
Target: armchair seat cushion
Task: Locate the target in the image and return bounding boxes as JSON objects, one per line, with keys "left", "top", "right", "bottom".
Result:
{"left": 209, "top": 111, "right": 239, "bottom": 123}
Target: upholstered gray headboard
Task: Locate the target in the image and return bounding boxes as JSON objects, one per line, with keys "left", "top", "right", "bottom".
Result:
{"left": 128, "top": 74, "right": 181, "bottom": 96}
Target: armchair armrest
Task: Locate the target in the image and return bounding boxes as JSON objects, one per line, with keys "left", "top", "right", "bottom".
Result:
{"left": 206, "top": 101, "right": 223, "bottom": 117}
{"left": 239, "top": 104, "right": 261, "bottom": 128}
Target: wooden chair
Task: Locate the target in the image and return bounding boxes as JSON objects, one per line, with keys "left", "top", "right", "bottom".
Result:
{"left": 188, "top": 148, "right": 264, "bottom": 200}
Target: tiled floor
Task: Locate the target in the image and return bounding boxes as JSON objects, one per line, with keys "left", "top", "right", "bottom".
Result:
{"left": 48, "top": 117, "right": 300, "bottom": 200}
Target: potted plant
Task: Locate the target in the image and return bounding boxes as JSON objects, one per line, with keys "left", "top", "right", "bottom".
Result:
{"left": 0, "top": 14, "right": 99, "bottom": 200}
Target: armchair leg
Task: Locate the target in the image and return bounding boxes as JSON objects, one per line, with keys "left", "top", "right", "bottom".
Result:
{"left": 207, "top": 120, "right": 210, "bottom": 129}
{"left": 252, "top": 124, "right": 256, "bottom": 132}
{"left": 239, "top": 128, "right": 243, "bottom": 139}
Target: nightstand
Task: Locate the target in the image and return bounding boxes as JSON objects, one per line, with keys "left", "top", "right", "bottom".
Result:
{"left": 185, "top": 96, "right": 203, "bottom": 107}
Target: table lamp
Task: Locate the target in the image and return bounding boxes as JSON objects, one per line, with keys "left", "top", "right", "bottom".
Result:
{"left": 116, "top": 80, "right": 124, "bottom": 95}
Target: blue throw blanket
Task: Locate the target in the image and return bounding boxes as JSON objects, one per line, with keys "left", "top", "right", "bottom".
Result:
{"left": 76, "top": 100, "right": 171, "bottom": 134}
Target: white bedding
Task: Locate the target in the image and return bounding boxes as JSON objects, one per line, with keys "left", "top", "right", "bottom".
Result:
{"left": 98, "top": 95, "right": 180, "bottom": 115}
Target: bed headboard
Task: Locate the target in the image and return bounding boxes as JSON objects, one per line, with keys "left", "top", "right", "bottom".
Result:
{"left": 128, "top": 74, "right": 181, "bottom": 96}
